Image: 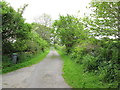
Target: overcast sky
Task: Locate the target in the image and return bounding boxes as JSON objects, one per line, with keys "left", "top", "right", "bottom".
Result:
{"left": 4, "top": 0, "right": 92, "bottom": 23}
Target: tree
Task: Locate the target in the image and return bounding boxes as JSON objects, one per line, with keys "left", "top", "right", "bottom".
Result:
{"left": 31, "top": 23, "right": 51, "bottom": 43}
{"left": 25, "top": 31, "right": 49, "bottom": 53}
{"left": 53, "top": 15, "right": 84, "bottom": 53}
{"left": 34, "top": 13, "right": 52, "bottom": 27}
{"left": 1, "top": 1, "right": 31, "bottom": 53}
{"left": 89, "top": 1, "right": 120, "bottom": 39}
{"left": 18, "top": 4, "right": 28, "bottom": 15}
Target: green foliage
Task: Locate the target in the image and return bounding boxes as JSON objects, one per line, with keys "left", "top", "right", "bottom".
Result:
{"left": 1, "top": 0, "right": 119, "bottom": 88}
{"left": 1, "top": 1, "right": 31, "bottom": 53}
{"left": 1, "top": 1, "right": 50, "bottom": 73}
{"left": 53, "top": 15, "right": 85, "bottom": 53}
{"left": 82, "top": 54, "right": 98, "bottom": 72}
{"left": 58, "top": 50, "right": 111, "bottom": 88}
{"left": 54, "top": 12, "right": 119, "bottom": 87}
{"left": 31, "top": 23, "right": 52, "bottom": 43}
{"left": 94, "top": 40, "right": 119, "bottom": 83}
{"left": 2, "top": 55, "right": 12, "bottom": 69}
{"left": 25, "top": 31, "right": 49, "bottom": 54}
{"left": 17, "top": 52, "right": 33, "bottom": 63}
{"left": 89, "top": 1, "right": 120, "bottom": 39}
{"left": 67, "top": 39, "right": 119, "bottom": 86}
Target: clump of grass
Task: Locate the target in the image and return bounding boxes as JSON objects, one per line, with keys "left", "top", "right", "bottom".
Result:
{"left": 2, "top": 50, "right": 49, "bottom": 74}
{"left": 58, "top": 50, "right": 109, "bottom": 88}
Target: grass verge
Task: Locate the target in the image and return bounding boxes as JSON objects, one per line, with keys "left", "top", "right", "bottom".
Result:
{"left": 57, "top": 50, "right": 111, "bottom": 88}
{"left": 2, "top": 49, "right": 50, "bottom": 74}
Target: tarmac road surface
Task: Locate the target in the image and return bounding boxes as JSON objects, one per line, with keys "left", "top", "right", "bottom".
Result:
{"left": 2, "top": 50, "right": 70, "bottom": 88}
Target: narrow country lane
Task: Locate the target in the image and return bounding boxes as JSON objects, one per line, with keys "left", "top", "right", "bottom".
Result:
{"left": 2, "top": 50, "right": 70, "bottom": 88}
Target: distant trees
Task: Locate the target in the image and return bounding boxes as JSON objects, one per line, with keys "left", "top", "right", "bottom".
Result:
{"left": 31, "top": 23, "right": 51, "bottom": 43}
{"left": 33, "top": 13, "right": 52, "bottom": 44}
{"left": 34, "top": 13, "right": 52, "bottom": 27}
{"left": 53, "top": 15, "right": 85, "bottom": 53}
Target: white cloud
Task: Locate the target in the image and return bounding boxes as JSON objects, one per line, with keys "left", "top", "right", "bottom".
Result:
{"left": 4, "top": 0, "right": 91, "bottom": 23}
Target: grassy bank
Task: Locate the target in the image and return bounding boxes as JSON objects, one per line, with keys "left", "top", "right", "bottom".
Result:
{"left": 58, "top": 50, "right": 113, "bottom": 88}
{"left": 2, "top": 49, "right": 50, "bottom": 74}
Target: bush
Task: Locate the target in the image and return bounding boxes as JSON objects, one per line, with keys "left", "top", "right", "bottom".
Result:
{"left": 58, "top": 39, "right": 119, "bottom": 87}
{"left": 82, "top": 54, "right": 98, "bottom": 72}
{"left": 89, "top": 40, "right": 119, "bottom": 85}
{"left": 17, "top": 52, "right": 33, "bottom": 63}
{"left": 2, "top": 55, "right": 12, "bottom": 69}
